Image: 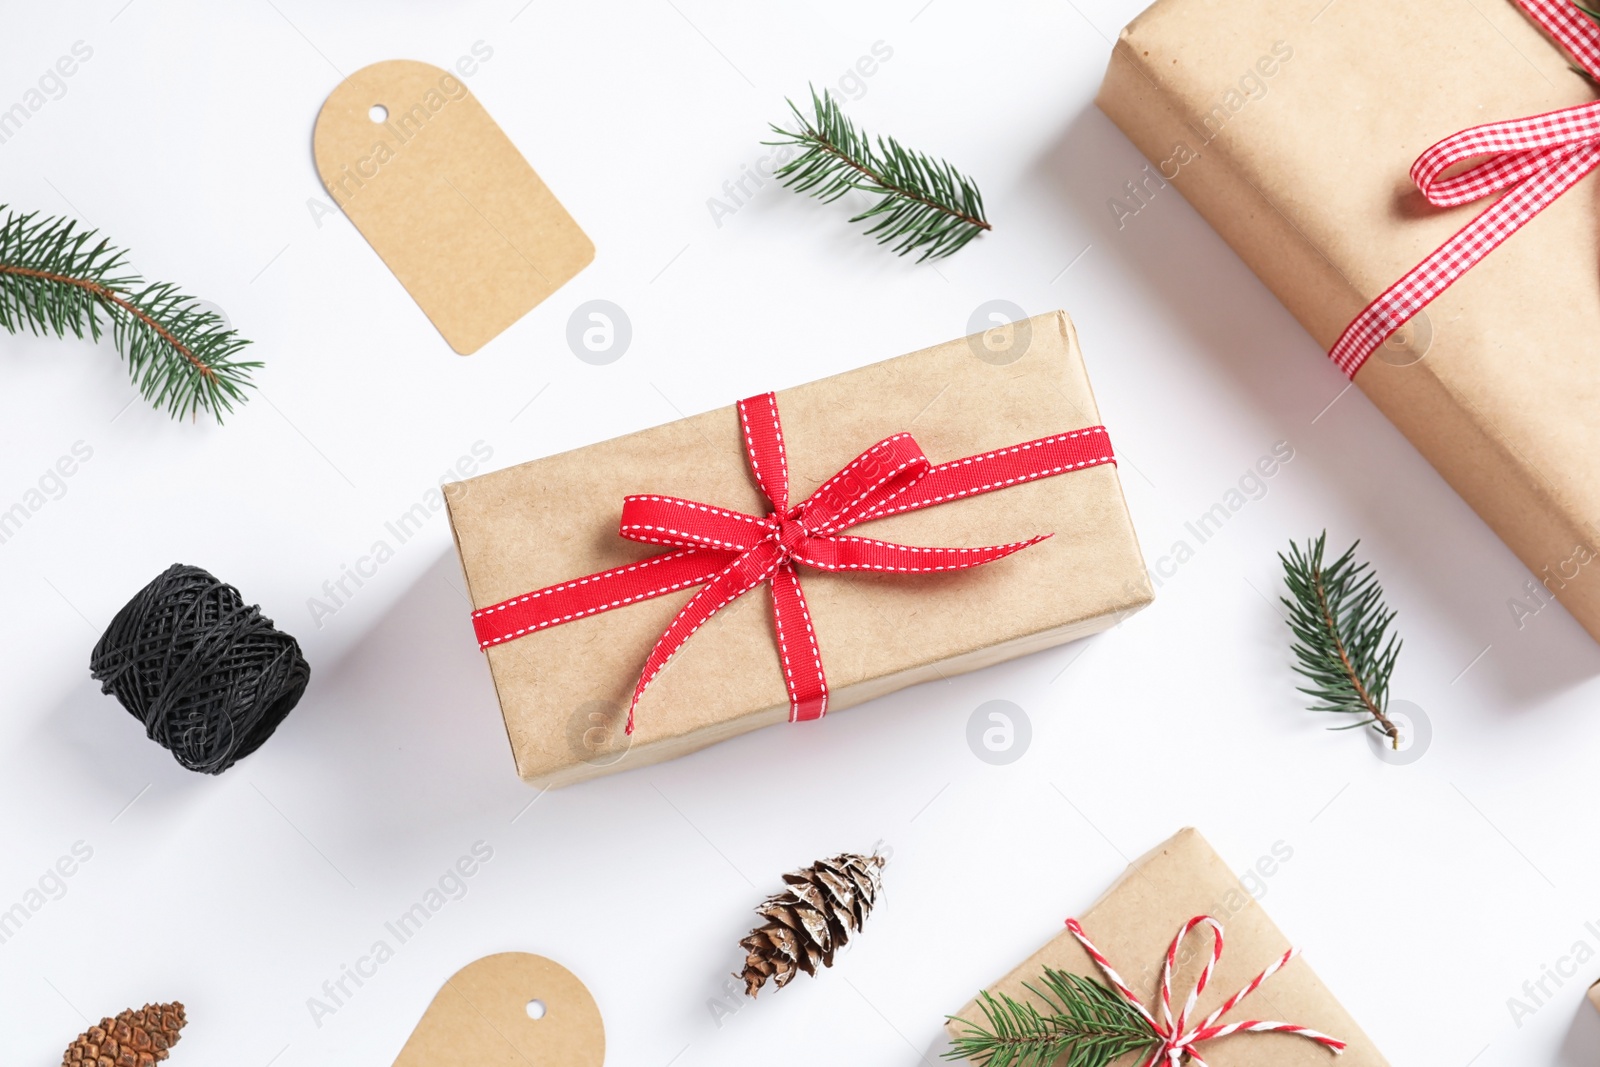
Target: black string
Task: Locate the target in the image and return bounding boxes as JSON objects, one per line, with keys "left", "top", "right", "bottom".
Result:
{"left": 89, "top": 564, "right": 310, "bottom": 774}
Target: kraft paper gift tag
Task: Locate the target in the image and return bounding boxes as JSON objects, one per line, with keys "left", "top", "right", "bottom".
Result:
{"left": 314, "top": 60, "right": 593, "bottom": 354}
{"left": 392, "top": 953, "right": 603, "bottom": 1066}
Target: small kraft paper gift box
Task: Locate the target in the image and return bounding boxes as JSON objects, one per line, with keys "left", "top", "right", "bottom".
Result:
{"left": 1099, "top": 0, "right": 1600, "bottom": 643}
{"left": 947, "top": 828, "right": 1389, "bottom": 1066}
{"left": 445, "top": 312, "right": 1151, "bottom": 787}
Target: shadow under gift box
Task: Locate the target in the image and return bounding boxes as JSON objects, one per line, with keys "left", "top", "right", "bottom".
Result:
{"left": 1099, "top": 0, "right": 1600, "bottom": 643}
{"left": 444, "top": 312, "right": 1151, "bottom": 787}
{"left": 948, "top": 828, "right": 1391, "bottom": 1066}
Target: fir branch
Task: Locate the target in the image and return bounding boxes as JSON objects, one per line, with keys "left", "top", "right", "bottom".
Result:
{"left": 0, "top": 205, "right": 258, "bottom": 421}
{"left": 764, "top": 87, "right": 991, "bottom": 261}
{"left": 944, "top": 969, "right": 1157, "bottom": 1067}
{"left": 1279, "top": 532, "right": 1403, "bottom": 748}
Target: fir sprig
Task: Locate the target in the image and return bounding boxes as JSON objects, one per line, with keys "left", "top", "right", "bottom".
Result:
{"left": 764, "top": 87, "right": 991, "bottom": 261}
{"left": 944, "top": 968, "right": 1157, "bottom": 1067}
{"left": 1279, "top": 533, "right": 1403, "bottom": 748}
{"left": 0, "top": 206, "right": 258, "bottom": 421}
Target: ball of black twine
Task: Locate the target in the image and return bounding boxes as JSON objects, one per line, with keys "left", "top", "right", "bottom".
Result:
{"left": 89, "top": 564, "right": 311, "bottom": 774}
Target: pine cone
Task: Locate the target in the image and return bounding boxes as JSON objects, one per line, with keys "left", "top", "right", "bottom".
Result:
{"left": 739, "top": 851, "right": 886, "bottom": 997}
{"left": 63, "top": 1002, "right": 186, "bottom": 1067}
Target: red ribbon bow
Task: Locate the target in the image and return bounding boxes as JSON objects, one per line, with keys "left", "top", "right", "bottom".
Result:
{"left": 472, "top": 392, "right": 1116, "bottom": 733}
{"left": 1332, "top": 0, "right": 1600, "bottom": 374}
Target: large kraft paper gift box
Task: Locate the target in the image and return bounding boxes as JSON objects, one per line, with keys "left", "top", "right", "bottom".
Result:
{"left": 948, "top": 828, "right": 1389, "bottom": 1065}
{"left": 446, "top": 312, "right": 1151, "bottom": 787}
{"left": 1098, "top": 0, "right": 1600, "bottom": 642}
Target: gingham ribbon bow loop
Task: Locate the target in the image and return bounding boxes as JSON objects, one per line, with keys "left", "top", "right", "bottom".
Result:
{"left": 1065, "top": 916, "right": 1346, "bottom": 1067}
{"left": 1331, "top": 0, "right": 1600, "bottom": 374}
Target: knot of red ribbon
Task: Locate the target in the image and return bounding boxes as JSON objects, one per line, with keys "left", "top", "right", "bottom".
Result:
{"left": 472, "top": 392, "right": 1116, "bottom": 733}
{"left": 1065, "top": 916, "right": 1346, "bottom": 1066}
{"left": 1332, "top": 0, "right": 1600, "bottom": 374}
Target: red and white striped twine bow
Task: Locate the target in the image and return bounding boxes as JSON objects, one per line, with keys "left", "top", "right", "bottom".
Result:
{"left": 1064, "top": 916, "right": 1346, "bottom": 1066}
{"left": 471, "top": 392, "right": 1117, "bottom": 733}
{"left": 1331, "top": 0, "right": 1600, "bottom": 375}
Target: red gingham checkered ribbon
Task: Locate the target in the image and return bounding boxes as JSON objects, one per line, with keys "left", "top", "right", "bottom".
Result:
{"left": 1064, "top": 916, "right": 1346, "bottom": 1066}
{"left": 471, "top": 392, "right": 1116, "bottom": 733}
{"left": 1330, "top": 0, "right": 1600, "bottom": 375}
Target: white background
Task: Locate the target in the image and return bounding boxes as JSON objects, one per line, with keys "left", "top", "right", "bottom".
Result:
{"left": 2, "top": 1, "right": 1598, "bottom": 1064}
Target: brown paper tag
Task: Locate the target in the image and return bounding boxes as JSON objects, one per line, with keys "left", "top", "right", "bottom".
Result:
{"left": 313, "top": 60, "right": 594, "bottom": 355}
{"left": 392, "top": 953, "right": 604, "bottom": 1066}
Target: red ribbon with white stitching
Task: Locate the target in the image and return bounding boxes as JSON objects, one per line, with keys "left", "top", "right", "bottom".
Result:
{"left": 1064, "top": 916, "right": 1346, "bottom": 1066}
{"left": 471, "top": 392, "right": 1115, "bottom": 733}
{"left": 1330, "top": 0, "right": 1600, "bottom": 376}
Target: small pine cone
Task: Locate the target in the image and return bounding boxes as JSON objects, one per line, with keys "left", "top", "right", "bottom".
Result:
{"left": 739, "top": 850, "right": 886, "bottom": 997}
{"left": 63, "top": 1002, "right": 187, "bottom": 1067}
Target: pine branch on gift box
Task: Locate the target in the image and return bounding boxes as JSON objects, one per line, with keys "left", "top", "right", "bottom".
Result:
{"left": 764, "top": 87, "right": 990, "bottom": 261}
{"left": 1279, "top": 532, "right": 1403, "bottom": 748}
{"left": 944, "top": 968, "right": 1157, "bottom": 1067}
{"left": 0, "top": 205, "right": 257, "bottom": 421}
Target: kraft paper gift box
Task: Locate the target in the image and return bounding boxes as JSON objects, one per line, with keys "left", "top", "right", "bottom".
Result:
{"left": 948, "top": 828, "right": 1389, "bottom": 1065}
{"left": 1098, "top": 0, "right": 1600, "bottom": 642}
{"left": 445, "top": 312, "right": 1151, "bottom": 787}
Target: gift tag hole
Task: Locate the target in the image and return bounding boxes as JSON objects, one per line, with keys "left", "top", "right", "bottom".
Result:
{"left": 525, "top": 999, "right": 547, "bottom": 1020}
{"left": 369, "top": 104, "right": 388, "bottom": 123}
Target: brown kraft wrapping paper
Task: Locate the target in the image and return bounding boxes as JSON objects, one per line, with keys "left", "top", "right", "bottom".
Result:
{"left": 948, "top": 828, "right": 1388, "bottom": 1065}
{"left": 445, "top": 312, "right": 1151, "bottom": 787}
{"left": 1097, "top": 0, "right": 1600, "bottom": 642}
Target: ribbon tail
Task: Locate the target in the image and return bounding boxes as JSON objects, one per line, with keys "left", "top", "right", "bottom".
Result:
{"left": 769, "top": 560, "right": 828, "bottom": 721}
{"left": 626, "top": 542, "right": 781, "bottom": 734}
{"left": 1188, "top": 1020, "right": 1346, "bottom": 1054}
{"left": 792, "top": 533, "right": 1049, "bottom": 573}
